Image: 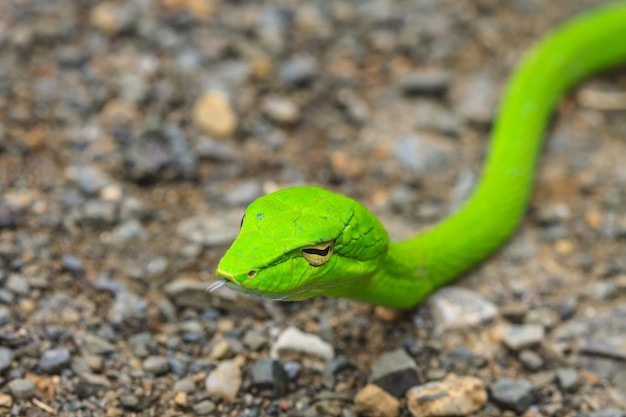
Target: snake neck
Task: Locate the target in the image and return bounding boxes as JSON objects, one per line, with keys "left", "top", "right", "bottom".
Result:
{"left": 331, "top": 3, "right": 626, "bottom": 309}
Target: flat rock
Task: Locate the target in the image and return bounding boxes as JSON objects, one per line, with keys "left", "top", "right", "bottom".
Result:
{"left": 406, "top": 374, "right": 487, "bottom": 417}
{"left": 490, "top": 378, "right": 537, "bottom": 414}
{"left": 251, "top": 357, "right": 288, "bottom": 398}
{"left": 428, "top": 287, "right": 498, "bottom": 332}
{"left": 502, "top": 324, "right": 545, "bottom": 350}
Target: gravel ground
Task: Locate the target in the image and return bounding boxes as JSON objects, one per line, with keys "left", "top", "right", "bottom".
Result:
{"left": 1, "top": 0, "right": 626, "bottom": 416}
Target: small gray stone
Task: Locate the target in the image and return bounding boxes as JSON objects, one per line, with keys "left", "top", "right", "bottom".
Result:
{"left": 490, "top": 378, "right": 537, "bottom": 414}
{"left": 223, "top": 180, "right": 263, "bottom": 206}
{"left": 556, "top": 367, "right": 580, "bottom": 392}
{"left": 80, "top": 372, "right": 112, "bottom": 391}
{"left": 283, "top": 361, "right": 301, "bottom": 380}
{"left": 61, "top": 255, "right": 85, "bottom": 276}
{"left": 369, "top": 348, "right": 419, "bottom": 398}
{"left": 67, "top": 165, "right": 112, "bottom": 196}
{"left": 324, "top": 355, "right": 356, "bottom": 375}
{"left": 428, "top": 287, "right": 498, "bottom": 332}
{"left": 243, "top": 328, "right": 268, "bottom": 351}
{"left": 81, "top": 333, "right": 117, "bottom": 355}
{"left": 38, "top": 347, "right": 71, "bottom": 373}
{"left": 143, "top": 356, "right": 170, "bottom": 375}
{"left": 8, "top": 378, "right": 36, "bottom": 399}
{"left": 173, "top": 378, "right": 196, "bottom": 393}
{"left": 518, "top": 349, "right": 544, "bottom": 371}
{"left": 502, "top": 324, "right": 545, "bottom": 350}
{"left": 393, "top": 133, "right": 453, "bottom": 174}
{"left": 0, "top": 347, "right": 14, "bottom": 373}
{"left": 5, "top": 274, "right": 30, "bottom": 296}
{"left": 177, "top": 214, "right": 240, "bottom": 247}
{"left": 81, "top": 200, "right": 117, "bottom": 224}
{"left": 0, "top": 305, "right": 10, "bottom": 326}
{"left": 105, "top": 219, "right": 147, "bottom": 246}
{"left": 129, "top": 332, "right": 158, "bottom": 358}
{"left": 107, "top": 290, "right": 148, "bottom": 325}
{"left": 251, "top": 358, "right": 288, "bottom": 398}
{"left": 193, "top": 400, "right": 216, "bottom": 415}
{"left": 279, "top": 54, "right": 319, "bottom": 86}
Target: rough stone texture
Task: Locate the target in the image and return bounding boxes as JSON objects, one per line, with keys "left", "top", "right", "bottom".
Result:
{"left": 353, "top": 384, "right": 400, "bottom": 417}
{"left": 490, "top": 378, "right": 537, "bottom": 414}
{"left": 205, "top": 360, "right": 242, "bottom": 401}
{"left": 428, "top": 287, "right": 498, "bottom": 332}
{"left": 406, "top": 374, "right": 487, "bottom": 416}
{"left": 270, "top": 327, "right": 334, "bottom": 370}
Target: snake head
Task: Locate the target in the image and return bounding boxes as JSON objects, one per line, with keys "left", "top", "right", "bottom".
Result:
{"left": 215, "top": 186, "right": 388, "bottom": 300}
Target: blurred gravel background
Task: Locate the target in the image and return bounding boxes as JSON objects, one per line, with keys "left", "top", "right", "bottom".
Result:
{"left": 1, "top": 0, "right": 625, "bottom": 416}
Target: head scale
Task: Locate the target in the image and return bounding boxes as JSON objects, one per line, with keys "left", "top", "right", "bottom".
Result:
{"left": 216, "top": 186, "right": 388, "bottom": 300}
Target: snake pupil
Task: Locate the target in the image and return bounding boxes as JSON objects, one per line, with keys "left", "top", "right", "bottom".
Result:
{"left": 302, "top": 246, "right": 330, "bottom": 256}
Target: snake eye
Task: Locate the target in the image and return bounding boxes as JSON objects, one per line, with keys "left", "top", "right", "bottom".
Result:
{"left": 302, "top": 241, "right": 334, "bottom": 267}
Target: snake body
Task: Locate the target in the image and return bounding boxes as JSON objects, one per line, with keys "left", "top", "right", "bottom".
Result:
{"left": 216, "top": 3, "right": 626, "bottom": 309}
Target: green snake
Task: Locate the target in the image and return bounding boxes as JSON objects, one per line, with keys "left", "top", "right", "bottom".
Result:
{"left": 213, "top": 3, "right": 626, "bottom": 309}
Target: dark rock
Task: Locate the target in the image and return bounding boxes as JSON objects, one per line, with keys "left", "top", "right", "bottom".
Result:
{"left": 38, "top": 347, "right": 72, "bottom": 373}
{"left": 324, "top": 355, "right": 356, "bottom": 375}
{"left": 490, "top": 378, "right": 537, "bottom": 413}
{"left": 369, "top": 348, "right": 420, "bottom": 398}
{"left": 400, "top": 69, "right": 450, "bottom": 96}
{"left": 251, "top": 358, "right": 288, "bottom": 398}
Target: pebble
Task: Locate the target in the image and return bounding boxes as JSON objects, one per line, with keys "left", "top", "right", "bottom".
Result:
{"left": 518, "top": 349, "right": 544, "bottom": 371}
{"left": 81, "top": 333, "right": 117, "bottom": 355}
{"left": 8, "top": 378, "right": 36, "bottom": 399}
{"left": 251, "top": 358, "right": 288, "bottom": 398}
{"left": 142, "top": 356, "right": 171, "bottom": 375}
{"left": 369, "top": 348, "right": 419, "bottom": 398}
{"left": 556, "top": 367, "right": 580, "bottom": 392}
{"left": 586, "top": 409, "right": 626, "bottom": 417}
{"left": 66, "top": 165, "right": 113, "bottom": 196}
{"left": 427, "top": 287, "right": 498, "bottom": 332}
{"left": 393, "top": 133, "right": 453, "bottom": 174}
{"left": 80, "top": 372, "right": 112, "bottom": 391}
{"left": 121, "top": 127, "right": 197, "bottom": 183}
{"left": 90, "top": 1, "right": 139, "bottom": 35}
{"left": 278, "top": 54, "right": 319, "bottom": 86}
{"left": 193, "top": 91, "right": 238, "bottom": 138}
{"left": 353, "top": 384, "right": 400, "bottom": 417}
{"left": 164, "top": 277, "right": 236, "bottom": 310}
{"left": 262, "top": 96, "right": 300, "bottom": 124}
{"left": 0, "top": 306, "right": 13, "bottom": 326}
{"left": 107, "top": 289, "right": 148, "bottom": 325}
{"left": 61, "top": 255, "right": 85, "bottom": 277}
{"left": 243, "top": 328, "right": 268, "bottom": 351}
{"left": 38, "top": 347, "right": 71, "bottom": 373}
{"left": 270, "top": 326, "right": 335, "bottom": 370}
{"left": 193, "top": 400, "right": 217, "bottom": 415}
{"left": 5, "top": 274, "right": 30, "bottom": 296}
{"left": 502, "top": 324, "right": 545, "bottom": 350}
{"left": 490, "top": 378, "right": 537, "bottom": 414}
{"left": 400, "top": 69, "right": 450, "bottom": 96}
{"left": 129, "top": 332, "right": 158, "bottom": 358}
{"left": 173, "top": 378, "right": 196, "bottom": 393}
{"left": 0, "top": 347, "right": 14, "bottom": 373}
{"left": 205, "top": 360, "right": 242, "bottom": 401}
{"left": 454, "top": 72, "right": 497, "bottom": 124}
{"left": 222, "top": 180, "right": 264, "bottom": 206}
{"left": 406, "top": 374, "right": 487, "bottom": 417}
{"left": 177, "top": 214, "right": 240, "bottom": 247}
